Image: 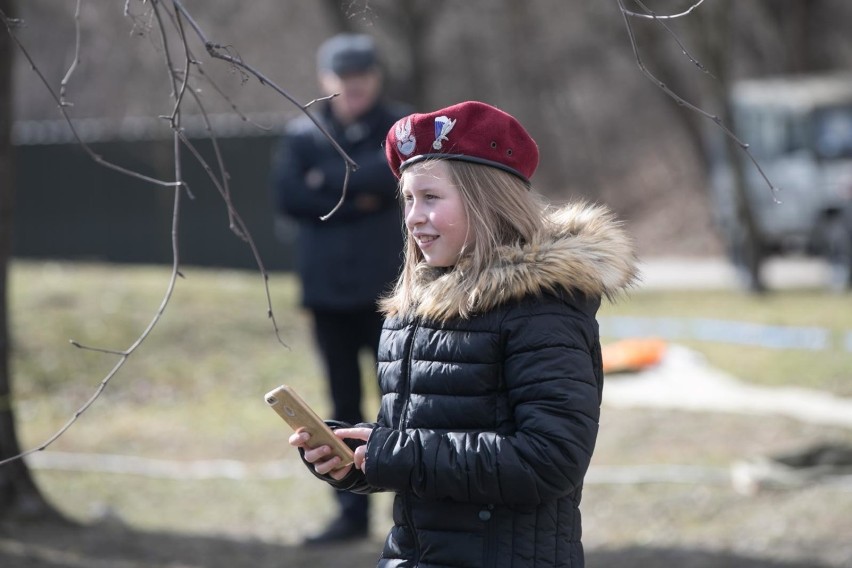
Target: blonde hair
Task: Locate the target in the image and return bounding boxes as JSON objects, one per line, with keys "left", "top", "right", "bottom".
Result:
{"left": 380, "top": 159, "right": 548, "bottom": 317}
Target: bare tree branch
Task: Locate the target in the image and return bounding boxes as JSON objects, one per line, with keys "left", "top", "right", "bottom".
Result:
{"left": 1, "top": 0, "right": 387, "bottom": 467}
{"left": 153, "top": 0, "right": 288, "bottom": 346}
{"left": 0, "top": 9, "right": 184, "bottom": 190}
{"left": 169, "top": 0, "right": 358, "bottom": 220}
{"left": 0, "top": 0, "right": 190, "bottom": 467}
{"left": 616, "top": 0, "right": 781, "bottom": 203}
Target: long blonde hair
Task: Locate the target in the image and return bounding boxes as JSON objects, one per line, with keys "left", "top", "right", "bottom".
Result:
{"left": 380, "top": 159, "right": 548, "bottom": 317}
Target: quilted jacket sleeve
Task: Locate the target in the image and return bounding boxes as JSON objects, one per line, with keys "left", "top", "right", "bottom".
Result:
{"left": 363, "top": 301, "right": 603, "bottom": 507}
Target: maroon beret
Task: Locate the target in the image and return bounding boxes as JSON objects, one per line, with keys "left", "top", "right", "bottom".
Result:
{"left": 385, "top": 101, "right": 539, "bottom": 183}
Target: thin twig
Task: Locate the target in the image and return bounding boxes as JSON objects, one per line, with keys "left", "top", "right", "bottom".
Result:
{"left": 59, "top": 0, "right": 83, "bottom": 106}
{"left": 68, "top": 341, "right": 125, "bottom": 356}
{"left": 305, "top": 93, "right": 339, "bottom": 109}
{"left": 167, "top": 4, "right": 192, "bottom": 125}
{"left": 622, "top": 0, "right": 706, "bottom": 19}
{"left": 195, "top": 65, "right": 273, "bottom": 131}
{"left": 628, "top": 0, "right": 713, "bottom": 77}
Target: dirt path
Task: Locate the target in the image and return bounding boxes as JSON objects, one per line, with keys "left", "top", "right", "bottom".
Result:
{"left": 0, "top": 520, "right": 839, "bottom": 568}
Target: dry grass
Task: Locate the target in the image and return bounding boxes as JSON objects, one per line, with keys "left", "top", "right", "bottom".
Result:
{"left": 5, "top": 260, "right": 852, "bottom": 567}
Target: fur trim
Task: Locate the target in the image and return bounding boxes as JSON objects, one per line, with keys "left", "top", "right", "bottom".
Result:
{"left": 387, "top": 202, "right": 639, "bottom": 321}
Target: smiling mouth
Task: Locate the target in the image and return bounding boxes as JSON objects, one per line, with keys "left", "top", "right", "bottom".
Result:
{"left": 416, "top": 235, "right": 438, "bottom": 245}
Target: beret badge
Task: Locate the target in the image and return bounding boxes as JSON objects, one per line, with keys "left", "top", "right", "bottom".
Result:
{"left": 395, "top": 117, "right": 416, "bottom": 156}
{"left": 432, "top": 116, "right": 456, "bottom": 150}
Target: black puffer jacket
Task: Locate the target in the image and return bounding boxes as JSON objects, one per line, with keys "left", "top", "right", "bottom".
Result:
{"left": 321, "top": 203, "right": 638, "bottom": 567}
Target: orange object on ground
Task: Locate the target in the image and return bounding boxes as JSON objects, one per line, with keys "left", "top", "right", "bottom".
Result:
{"left": 601, "top": 338, "right": 667, "bottom": 374}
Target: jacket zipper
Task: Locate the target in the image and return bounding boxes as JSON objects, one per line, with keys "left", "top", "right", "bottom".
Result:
{"left": 399, "top": 318, "right": 419, "bottom": 433}
{"left": 400, "top": 318, "right": 421, "bottom": 564}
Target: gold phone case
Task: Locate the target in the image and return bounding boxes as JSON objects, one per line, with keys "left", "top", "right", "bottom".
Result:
{"left": 265, "top": 384, "right": 355, "bottom": 469}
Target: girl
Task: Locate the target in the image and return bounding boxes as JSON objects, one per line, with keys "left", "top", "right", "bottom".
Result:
{"left": 290, "top": 101, "right": 638, "bottom": 567}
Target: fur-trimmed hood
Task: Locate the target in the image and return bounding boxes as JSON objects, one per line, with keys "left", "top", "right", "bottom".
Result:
{"left": 383, "top": 202, "right": 639, "bottom": 322}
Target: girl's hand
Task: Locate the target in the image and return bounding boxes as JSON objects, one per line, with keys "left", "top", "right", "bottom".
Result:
{"left": 288, "top": 430, "right": 352, "bottom": 480}
{"left": 333, "top": 427, "right": 372, "bottom": 471}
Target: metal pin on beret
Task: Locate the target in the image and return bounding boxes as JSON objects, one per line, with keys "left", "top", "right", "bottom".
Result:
{"left": 385, "top": 101, "right": 540, "bottom": 184}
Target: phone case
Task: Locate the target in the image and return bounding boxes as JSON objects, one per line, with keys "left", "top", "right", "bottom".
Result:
{"left": 265, "top": 384, "right": 355, "bottom": 469}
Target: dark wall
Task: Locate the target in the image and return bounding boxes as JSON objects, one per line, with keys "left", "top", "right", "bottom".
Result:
{"left": 12, "top": 136, "right": 296, "bottom": 271}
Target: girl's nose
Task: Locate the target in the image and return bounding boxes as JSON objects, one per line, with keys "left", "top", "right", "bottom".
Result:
{"left": 405, "top": 202, "right": 425, "bottom": 228}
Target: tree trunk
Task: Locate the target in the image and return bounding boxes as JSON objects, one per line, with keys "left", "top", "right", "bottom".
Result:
{"left": 0, "top": 0, "right": 63, "bottom": 521}
{"left": 700, "top": 0, "right": 767, "bottom": 293}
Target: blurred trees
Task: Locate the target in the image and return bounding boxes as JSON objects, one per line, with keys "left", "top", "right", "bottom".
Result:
{"left": 2, "top": 0, "right": 852, "bottom": 521}
{"left": 658, "top": 0, "right": 852, "bottom": 290}
{"left": 11, "top": 1, "right": 850, "bottom": 258}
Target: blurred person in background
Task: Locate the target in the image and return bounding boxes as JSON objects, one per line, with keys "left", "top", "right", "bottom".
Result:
{"left": 270, "top": 33, "right": 410, "bottom": 545}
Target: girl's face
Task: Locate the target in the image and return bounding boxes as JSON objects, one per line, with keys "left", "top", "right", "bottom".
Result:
{"left": 402, "top": 161, "right": 471, "bottom": 267}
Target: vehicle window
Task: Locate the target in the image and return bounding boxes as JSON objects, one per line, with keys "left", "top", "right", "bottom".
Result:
{"left": 737, "top": 109, "right": 794, "bottom": 159}
{"left": 786, "top": 114, "right": 808, "bottom": 154}
{"left": 735, "top": 109, "right": 768, "bottom": 159}
{"left": 812, "top": 105, "right": 852, "bottom": 160}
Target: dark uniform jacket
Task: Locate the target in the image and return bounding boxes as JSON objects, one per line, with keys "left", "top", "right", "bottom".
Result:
{"left": 271, "top": 100, "right": 410, "bottom": 310}
{"left": 314, "top": 204, "right": 638, "bottom": 567}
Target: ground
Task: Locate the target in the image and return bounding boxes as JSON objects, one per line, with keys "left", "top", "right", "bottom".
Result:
{"left": 0, "top": 521, "right": 844, "bottom": 568}
{"left": 3, "top": 264, "right": 850, "bottom": 567}
{"left": 3, "top": 404, "right": 851, "bottom": 568}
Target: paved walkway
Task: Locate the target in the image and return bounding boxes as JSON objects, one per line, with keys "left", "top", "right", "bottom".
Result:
{"left": 638, "top": 256, "right": 831, "bottom": 290}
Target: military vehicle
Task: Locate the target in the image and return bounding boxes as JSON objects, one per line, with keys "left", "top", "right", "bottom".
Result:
{"left": 709, "top": 73, "right": 852, "bottom": 291}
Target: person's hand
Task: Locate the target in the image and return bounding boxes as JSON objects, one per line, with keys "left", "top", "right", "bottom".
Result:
{"left": 288, "top": 429, "right": 352, "bottom": 480}
{"left": 333, "top": 427, "right": 372, "bottom": 471}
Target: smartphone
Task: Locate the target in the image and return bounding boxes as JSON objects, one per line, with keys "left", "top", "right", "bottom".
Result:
{"left": 264, "top": 384, "right": 355, "bottom": 469}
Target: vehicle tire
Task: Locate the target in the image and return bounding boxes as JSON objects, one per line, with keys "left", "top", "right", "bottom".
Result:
{"left": 727, "top": 224, "right": 766, "bottom": 293}
{"left": 824, "top": 216, "right": 852, "bottom": 292}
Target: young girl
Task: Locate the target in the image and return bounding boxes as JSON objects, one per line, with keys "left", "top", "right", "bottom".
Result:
{"left": 290, "top": 101, "right": 638, "bottom": 567}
